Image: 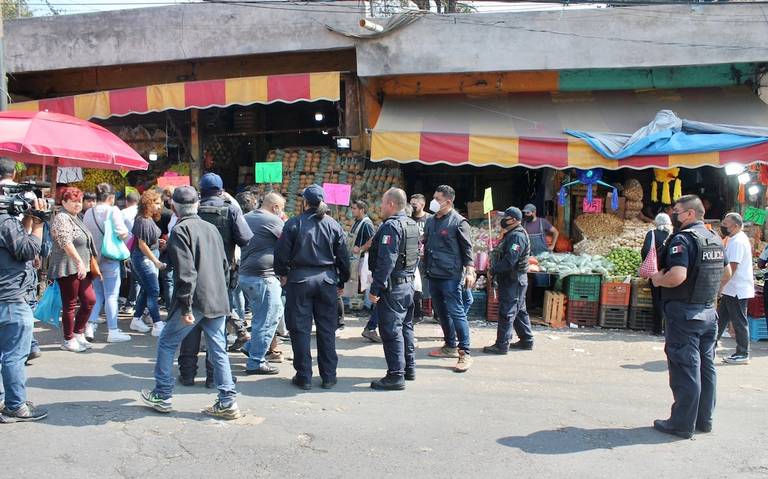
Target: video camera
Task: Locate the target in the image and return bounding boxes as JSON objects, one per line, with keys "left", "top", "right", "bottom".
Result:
{"left": 0, "top": 181, "right": 54, "bottom": 221}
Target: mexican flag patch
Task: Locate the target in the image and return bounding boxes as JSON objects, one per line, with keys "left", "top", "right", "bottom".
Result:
{"left": 381, "top": 235, "right": 392, "bottom": 245}
{"left": 671, "top": 245, "right": 683, "bottom": 255}
{"left": 511, "top": 244, "right": 521, "bottom": 253}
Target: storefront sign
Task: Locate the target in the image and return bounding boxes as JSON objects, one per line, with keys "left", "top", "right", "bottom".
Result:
{"left": 583, "top": 197, "right": 603, "bottom": 213}
{"left": 483, "top": 187, "right": 493, "bottom": 214}
{"left": 255, "top": 162, "right": 283, "bottom": 184}
{"left": 744, "top": 206, "right": 767, "bottom": 226}
{"left": 157, "top": 175, "right": 191, "bottom": 188}
{"left": 323, "top": 183, "right": 351, "bottom": 206}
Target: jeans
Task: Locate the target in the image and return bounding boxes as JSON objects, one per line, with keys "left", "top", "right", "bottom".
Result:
{"left": 0, "top": 302, "right": 34, "bottom": 410}
{"left": 366, "top": 306, "right": 379, "bottom": 331}
{"left": 127, "top": 270, "right": 139, "bottom": 308}
{"left": 716, "top": 295, "right": 750, "bottom": 357}
{"left": 159, "top": 250, "right": 174, "bottom": 307}
{"left": 88, "top": 261, "right": 122, "bottom": 330}
{"left": 153, "top": 308, "right": 237, "bottom": 406}
{"left": 429, "top": 277, "right": 471, "bottom": 353}
{"left": 58, "top": 273, "right": 96, "bottom": 341}
{"left": 240, "top": 276, "right": 284, "bottom": 369}
{"left": 132, "top": 249, "right": 161, "bottom": 323}
{"left": 229, "top": 286, "right": 246, "bottom": 322}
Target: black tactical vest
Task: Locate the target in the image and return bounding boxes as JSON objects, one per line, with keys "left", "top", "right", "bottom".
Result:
{"left": 368, "top": 215, "right": 420, "bottom": 276}
{"left": 661, "top": 227, "right": 725, "bottom": 305}
{"left": 198, "top": 202, "right": 233, "bottom": 260}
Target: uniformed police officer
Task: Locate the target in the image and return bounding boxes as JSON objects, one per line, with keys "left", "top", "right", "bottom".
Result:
{"left": 367, "top": 188, "right": 420, "bottom": 390}
{"left": 274, "top": 184, "right": 351, "bottom": 390}
{"left": 483, "top": 207, "right": 534, "bottom": 354}
{"left": 651, "top": 194, "right": 729, "bottom": 439}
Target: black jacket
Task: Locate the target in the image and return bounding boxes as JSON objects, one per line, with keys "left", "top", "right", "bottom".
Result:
{"left": 641, "top": 229, "right": 670, "bottom": 268}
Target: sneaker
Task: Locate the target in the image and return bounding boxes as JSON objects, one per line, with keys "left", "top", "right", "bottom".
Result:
{"left": 2, "top": 402, "right": 48, "bottom": 422}
{"left": 142, "top": 314, "right": 153, "bottom": 326}
{"left": 723, "top": 354, "right": 750, "bottom": 365}
{"left": 151, "top": 321, "right": 166, "bottom": 337}
{"left": 140, "top": 389, "right": 173, "bottom": 413}
{"left": 94, "top": 315, "right": 106, "bottom": 324}
{"left": 228, "top": 333, "right": 250, "bottom": 352}
{"left": 130, "top": 318, "right": 151, "bottom": 333}
{"left": 75, "top": 333, "right": 93, "bottom": 349}
{"left": 26, "top": 350, "right": 42, "bottom": 363}
{"left": 266, "top": 351, "right": 284, "bottom": 363}
{"left": 335, "top": 328, "right": 343, "bottom": 338}
{"left": 84, "top": 322, "right": 97, "bottom": 342}
{"left": 120, "top": 306, "right": 135, "bottom": 316}
{"left": 361, "top": 329, "right": 382, "bottom": 343}
{"left": 202, "top": 401, "right": 242, "bottom": 420}
{"left": 61, "top": 338, "right": 86, "bottom": 353}
{"left": 429, "top": 346, "right": 459, "bottom": 358}
{"left": 245, "top": 364, "right": 279, "bottom": 375}
{"left": 107, "top": 329, "right": 132, "bottom": 343}
{"left": 453, "top": 351, "right": 472, "bottom": 373}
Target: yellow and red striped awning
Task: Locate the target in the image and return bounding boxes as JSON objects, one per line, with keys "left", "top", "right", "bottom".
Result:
{"left": 10, "top": 72, "right": 340, "bottom": 120}
{"left": 371, "top": 88, "right": 768, "bottom": 169}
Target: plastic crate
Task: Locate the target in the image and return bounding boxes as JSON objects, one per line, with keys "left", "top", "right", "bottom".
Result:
{"left": 748, "top": 292, "right": 765, "bottom": 318}
{"left": 422, "top": 298, "right": 433, "bottom": 317}
{"left": 629, "top": 306, "right": 655, "bottom": 330}
{"left": 600, "top": 282, "right": 631, "bottom": 307}
{"left": 630, "top": 278, "right": 654, "bottom": 309}
{"left": 487, "top": 287, "right": 499, "bottom": 322}
{"left": 599, "top": 306, "right": 628, "bottom": 329}
{"left": 566, "top": 300, "right": 600, "bottom": 327}
{"left": 564, "top": 274, "right": 602, "bottom": 302}
{"left": 749, "top": 316, "right": 768, "bottom": 341}
{"left": 529, "top": 272, "right": 554, "bottom": 288}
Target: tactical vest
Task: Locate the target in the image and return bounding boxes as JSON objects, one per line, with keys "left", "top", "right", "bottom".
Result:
{"left": 368, "top": 215, "right": 420, "bottom": 276}
{"left": 198, "top": 202, "right": 233, "bottom": 260}
{"left": 661, "top": 227, "right": 724, "bottom": 304}
{"left": 491, "top": 226, "right": 530, "bottom": 279}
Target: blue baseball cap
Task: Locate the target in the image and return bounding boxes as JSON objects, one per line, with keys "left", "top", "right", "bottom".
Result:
{"left": 502, "top": 207, "right": 523, "bottom": 221}
{"left": 302, "top": 184, "right": 325, "bottom": 206}
{"left": 199, "top": 173, "right": 223, "bottom": 195}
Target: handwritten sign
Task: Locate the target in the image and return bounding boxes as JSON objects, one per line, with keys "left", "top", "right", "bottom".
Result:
{"left": 323, "top": 183, "right": 352, "bottom": 206}
{"left": 157, "top": 175, "right": 191, "bottom": 188}
{"left": 583, "top": 197, "right": 603, "bottom": 214}
{"left": 255, "top": 162, "right": 283, "bottom": 184}
{"left": 744, "top": 206, "right": 767, "bottom": 226}
{"left": 483, "top": 187, "right": 493, "bottom": 214}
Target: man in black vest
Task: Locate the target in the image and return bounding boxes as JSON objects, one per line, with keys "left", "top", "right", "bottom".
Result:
{"left": 483, "top": 207, "right": 534, "bottom": 354}
{"left": 368, "top": 188, "right": 420, "bottom": 390}
{"left": 651, "top": 194, "right": 729, "bottom": 439}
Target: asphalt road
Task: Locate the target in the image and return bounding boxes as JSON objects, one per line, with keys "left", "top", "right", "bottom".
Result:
{"left": 3, "top": 316, "right": 768, "bottom": 479}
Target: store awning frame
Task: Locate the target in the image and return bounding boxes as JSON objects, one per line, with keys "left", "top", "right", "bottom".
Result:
{"left": 9, "top": 72, "right": 341, "bottom": 121}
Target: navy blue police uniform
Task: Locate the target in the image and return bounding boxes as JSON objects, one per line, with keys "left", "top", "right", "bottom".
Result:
{"left": 368, "top": 211, "right": 420, "bottom": 388}
{"left": 489, "top": 223, "right": 533, "bottom": 351}
{"left": 658, "top": 220, "right": 725, "bottom": 436}
{"left": 274, "top": 186, "right": 350, "bottom": 389}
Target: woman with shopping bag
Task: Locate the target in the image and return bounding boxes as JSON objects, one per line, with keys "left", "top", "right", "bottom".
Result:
{"left": 640, "top": 213, "right": 672, "bottom": 335}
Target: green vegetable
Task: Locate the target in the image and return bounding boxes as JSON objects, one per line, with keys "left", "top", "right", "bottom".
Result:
{"left": 606, "top": 248, "right": 642, "bottom": 277}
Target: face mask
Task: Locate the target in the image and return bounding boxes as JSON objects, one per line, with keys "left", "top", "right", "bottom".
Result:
{"left": 500, "top": 218, "right": 515, "bottom": 229}
{"left": 524, "top": 215, "right": 533, "bottom": 223}
{"left": 671, "top": 212, "right": 683, "bottom": 230}
{"left": 720, "top": 225, "right": 730, "bottom": 237}
{"left": 429, "top": 199, "right": 442, "bottom": 213}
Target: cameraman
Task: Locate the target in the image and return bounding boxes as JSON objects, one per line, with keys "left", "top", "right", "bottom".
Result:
{"left": 0, "top": 164, "right": 49, "bottom": 422}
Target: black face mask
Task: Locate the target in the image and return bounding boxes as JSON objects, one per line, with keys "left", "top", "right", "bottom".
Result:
{"left": 500, "top": 218, "right": 512, "bottom": 229}
{"left": 720, "top": 225, "right": 730, "bottom": 237}
{"left": 671, "top": 212, "right": 682, "bottom": 231}
{"left": 523, "top": 215, "right": 533, "bottom": 223}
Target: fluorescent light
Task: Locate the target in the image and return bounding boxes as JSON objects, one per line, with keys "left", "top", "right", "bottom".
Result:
{"left": 748, "top": 185, "right": 760, "bottom": 196}
{"left": 148, "top": 151, "right": 158, "bottom": 162}
{"left": 725, "top": 163, "right": 745, "bottom": 176}
{"left": 322, "top": 130, "right": 329, "bottom": 135}
{"left": 738, "top": 172, "right": 751, "bottom": 185}
{"left": 314, "top": 112, "right": 324, "bottom": 122}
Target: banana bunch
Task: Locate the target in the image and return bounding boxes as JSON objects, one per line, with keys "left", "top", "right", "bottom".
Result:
{"left": 74, "top": 169, "right": 129, "bottom": 194}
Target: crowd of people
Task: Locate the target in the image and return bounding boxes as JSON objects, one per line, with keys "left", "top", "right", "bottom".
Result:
{"left": 0, "top": 157, "right": 759, "bottom": 437}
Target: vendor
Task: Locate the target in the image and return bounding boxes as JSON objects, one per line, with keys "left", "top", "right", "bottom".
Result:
{"left": 522, "top": 204, "right": 558, "bottom": 255}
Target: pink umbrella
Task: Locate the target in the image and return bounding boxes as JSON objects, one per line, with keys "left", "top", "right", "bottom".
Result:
{"left": 0, "top": 110, "right": 149, "bottom": 172}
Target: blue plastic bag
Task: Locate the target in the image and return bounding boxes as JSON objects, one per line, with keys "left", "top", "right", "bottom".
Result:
{"left": 33, "top": 281, "right": 62, "bottom": 328}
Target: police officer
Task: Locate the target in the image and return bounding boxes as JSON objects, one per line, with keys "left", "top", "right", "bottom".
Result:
{"left": 483, "top": 207, "right": 534, "bottom": 354}
{"left": 651, "top": 194, "right": 728, "bottom": 439}
{"left": 275, "top": 184, "right": 350, "bottom": 390}
{"left": 367, "top": 188, "right": 420, "bottom": 390}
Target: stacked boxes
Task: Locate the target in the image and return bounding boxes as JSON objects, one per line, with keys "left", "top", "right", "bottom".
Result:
{"left": 564, "top": 274, "right": 601, "bottom": 327}
{"left": 599, "top": 281, "right": 631, "bottom": 329}
{"left": 629, "top": 278, "right": 654, "bottom": 330}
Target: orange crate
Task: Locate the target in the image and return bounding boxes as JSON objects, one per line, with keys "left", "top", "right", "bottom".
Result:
{"left": 487, "top": 286, "right": 499, "bottom": 322}
{"left": 600, "top": 282, "right": 631, "bottom": 307}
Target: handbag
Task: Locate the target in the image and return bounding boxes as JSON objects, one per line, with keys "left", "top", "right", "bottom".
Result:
{"left": 90, "top": 255, "right": 103, "bottom": 279}
{"left": 101, "top": 209, "right": 130, "bottom": 261}
{"left": 33, "top": 281, "right": 62, "bottom": 328}
{"left": 638, "top": 230, "right": 659, "bottom": 279}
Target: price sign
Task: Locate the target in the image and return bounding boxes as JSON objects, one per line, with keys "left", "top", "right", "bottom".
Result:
{"left": 744, "top": 206, "right": 767, "bottom": 226}
{"left": 583, "top": 197, "right": 603, "bottom": 214}
{"left": 323, "top": 183, "right": 352, "bottom": 206}
{"left": 255, "top": 162, "right": 283, "bottom": 184}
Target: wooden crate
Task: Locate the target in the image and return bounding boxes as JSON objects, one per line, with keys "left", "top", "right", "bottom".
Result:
{"left": 543, "top": 291, "right": 567, "bottom": 329}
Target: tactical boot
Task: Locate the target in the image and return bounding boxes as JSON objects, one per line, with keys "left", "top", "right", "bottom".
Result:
{"left": 483, "top": 344, "right": 508, "bottom": 355}
{"left": 371, "top": 374, "right": 406, "bottom": 390}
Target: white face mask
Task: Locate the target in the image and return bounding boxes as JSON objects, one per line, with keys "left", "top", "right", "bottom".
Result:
{"left": 429, "top": 199, "right": 442, "bottom": 213}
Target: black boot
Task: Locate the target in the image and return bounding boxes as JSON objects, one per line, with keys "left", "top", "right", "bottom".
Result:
{"left": 371, "top": 374, "right": 406, "bottom": 390}
{"left": 509, "top": 341, "right": 533, "bottom": 351}
{"left": 404, "top": 368, "right": 416, "bottom": 381}
{"left": 483, "top": 344, "right": 508, "bottom": 355}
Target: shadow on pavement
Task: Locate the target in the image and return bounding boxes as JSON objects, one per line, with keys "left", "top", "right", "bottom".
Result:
{"left": 621, "top": 360, "right": 668, "bottom": 373}
{"left": 28, "top": 374, "right": 153, "bottom": 392}
{"left": 36, "top": 399, "right": 212, "bottom": 426}
{"left": 235, "top": 376, "right": 380, "bottom": 398}
{"left": 568, "top": 330, "right": 663, "bottom": 344}
{"left": 497, "top": 426, "right": 684, "bottom": 453}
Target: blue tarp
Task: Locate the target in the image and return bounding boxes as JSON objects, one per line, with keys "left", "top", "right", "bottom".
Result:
{"left": 565, "top": 110, "right": 768, "bottom": 160}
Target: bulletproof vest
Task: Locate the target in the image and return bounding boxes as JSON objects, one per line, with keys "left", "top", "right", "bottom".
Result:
{"left": 424, "top": 210, "right": 465, "bottom": 279}
{"left": 198, "top": 202, "right": 233, "bottom": 260}
{"left": 511, "top": 226, "right": 531, "bottom": 272}
{"left": 368, "top": 215, "right": 420, "bottom": 276}
{"left": 661, "top": 227, "right": 724, "bottom": 304}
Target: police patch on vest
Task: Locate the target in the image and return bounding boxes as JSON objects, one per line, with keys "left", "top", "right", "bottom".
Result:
{"left": 702, "top": 249, "right": 724, "bottom": 261}
{"left": 511, "top": 244, "right": 521, "bottom": 253}
{"left": 671, "top": 245, "right": 683, "bottom": 255}
{"left": 382, "top": 235, "right": 392, "bottom": 245}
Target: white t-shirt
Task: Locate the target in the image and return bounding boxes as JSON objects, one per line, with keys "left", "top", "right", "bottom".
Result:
{"left": 722, "top": 231, "right": 755, "bottom": 299}
{"left": 122, "top": 204, "right": 138, "bottom": 233}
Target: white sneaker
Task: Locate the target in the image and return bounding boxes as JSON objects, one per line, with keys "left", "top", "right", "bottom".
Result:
{"left": 61, "top": 338, "right": 86, "bottom": 352}
{"left": 95, "top": 315, "right": 106, "bottom": 324}
{"left": 85, "top": 322, "right": 97, "bottom": 341}
{"left": 142, "top": 314, "right": 153, "bottom": 326}
{"left": 130, "top": 318, "right": 151, "bottom": 333}
{"left": 151, "top": 321, "right": 166, "bottom": 337}
{"left": 107, "top": 329, "right": 132, "bottom": 343}
{"left": 75, "top": 333, "right": 93, "bottom": 349}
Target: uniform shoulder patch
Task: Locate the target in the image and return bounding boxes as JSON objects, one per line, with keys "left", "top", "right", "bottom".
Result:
{"left": 511, "top": 244, "right": 521, "bottom": 253}
{"left": 382, "top": 235, "right": 392, "bottom": 245}
{"left": 671, "top": 245, "right": 684, "bottom": 255}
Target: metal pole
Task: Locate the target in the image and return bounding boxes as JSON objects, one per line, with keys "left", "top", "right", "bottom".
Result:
{"left": 0, "top": 12, "right": 6, "bottom": 111}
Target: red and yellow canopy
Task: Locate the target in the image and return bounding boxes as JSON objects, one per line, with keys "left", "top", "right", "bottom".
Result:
{"left": 10, "top": 72, "right": 340, "bottom": 120}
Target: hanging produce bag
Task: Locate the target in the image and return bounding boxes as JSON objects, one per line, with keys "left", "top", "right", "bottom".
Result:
{"left": 638, "top": 230, "right": 659, "bottom": 279}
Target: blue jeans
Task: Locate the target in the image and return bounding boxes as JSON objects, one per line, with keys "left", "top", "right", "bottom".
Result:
{"left": 429, "top": 277, "right": 471, "bottom": 353}
{"left": 88, "top": 261, "right": 122, "bottom": 330}
{"left": 240, "top": 276, "right": 284, "bottom": 369}
{"left": 131, "top": 249, "right": 161, "bottom": 323}
{"left": 0, "top": 302, "right": 34, "bottom": 410}
{"left": 152, "top": 308, "right": 237, "bottom": 406}
{"left": 229, "top": 285, "right": 245, "bottom": 321}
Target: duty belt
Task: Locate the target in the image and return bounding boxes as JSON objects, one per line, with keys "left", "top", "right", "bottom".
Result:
{"left": 391, "top": 276, "right": 415, "bottom": 285}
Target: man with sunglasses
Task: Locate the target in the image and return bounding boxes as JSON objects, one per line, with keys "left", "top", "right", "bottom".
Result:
{"left": 650, "top": 195, "right": 730, "bottom": 439}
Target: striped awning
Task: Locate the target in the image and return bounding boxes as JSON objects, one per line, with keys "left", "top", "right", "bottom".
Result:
{"left": 9, "top": 72, "right": 340, "bottom": 120}
{"left": 371, "top": 88, "right": 768, "bottom": 169}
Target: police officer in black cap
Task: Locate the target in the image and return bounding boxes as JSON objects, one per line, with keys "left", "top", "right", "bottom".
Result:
{"left": 483, "top": 207, "right": 534, "bottom": 354}
{"left": 651, "top": 194, "right": 729, "bottom": 439}
{"left": 275, "top": 184, "right": 350, "bottom": 390}
{"left": 367, "top": 188, "right": 420, "bottom": 390}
